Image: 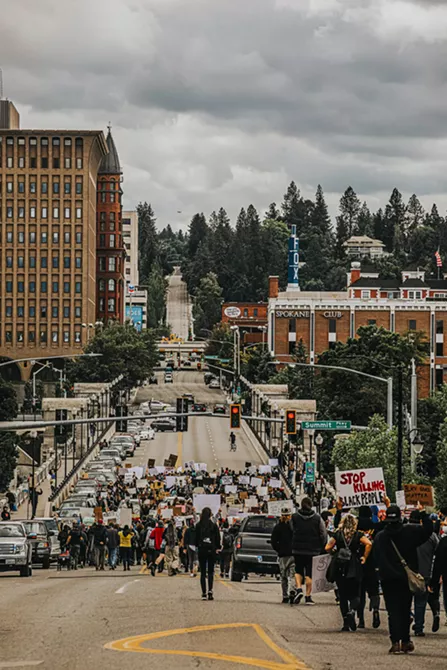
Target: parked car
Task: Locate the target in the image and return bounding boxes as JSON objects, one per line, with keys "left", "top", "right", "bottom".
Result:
{"left": 231, "top": 514, "right": 279, "bottom": 581}
{"left": 151, "top": 417, "right": 176, "bottom": 432}
{"left": 139, "top": 428, "right": 155, "bottom": 440}
{"left": 0, "top": 521, "right": 33, "bottom": 577}
{"left": 192, "top": 403, "right": 207, "bottom": 413}
{"left": 164, "top": 373, "right": 173, "bottom": 383}
{"left": 149, "top": 400, "right": 169, "bottom": 412}
{"left": 204, "top": 372, "right": 215, "bottom": 385}
{"left": 18, "top": 520, "right": 53, "bottom": 569}
{"left": 34, "top": 517, "right": 61, "bottom": 564}
{"left": 74, "top": 481, "right": 98, "bottom": 493}
{"left": 213, "top": 404, "right": 226, "bottom": 414}
{"left": 209, "top": 379, "right": 220, "bottom": 389}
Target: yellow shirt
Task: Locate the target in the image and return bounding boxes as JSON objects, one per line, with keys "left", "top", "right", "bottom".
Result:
{"left": 118, "top": 530, "right": 133, "bottom": 547}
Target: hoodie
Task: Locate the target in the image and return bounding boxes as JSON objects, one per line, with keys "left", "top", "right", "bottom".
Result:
{"left": 291, "top": 508, "right": 327, "bottom": 556}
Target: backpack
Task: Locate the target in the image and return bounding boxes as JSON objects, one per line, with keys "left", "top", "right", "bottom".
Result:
{"left": 199, "top": 522, "right": 214, "bottom": 550}
{"left": 223, "top": 532, "right": 234, "bottom": 551}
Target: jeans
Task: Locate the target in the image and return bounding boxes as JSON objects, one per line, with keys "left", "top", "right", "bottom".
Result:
{"left": 358, "top": 564, "right": 380, "bottom": 621}
{"left": 413, "top": 579, "right": 439, "bottom": 633}
{"left": 165, "top": 546, "right": 179, "bottom": 575}
{"left": 279, "top": 556, "right": 296, "bottom": 598}
{"left": 94, "top": 544, "right": 105, "bottom": 569}
{"left": 199, "top": 552, "right": 215, "bottom": 595}
{"left": 382, "top": 580, "right": 413, "bottom": 644}
{"left": 120, "top": 546, "right": 131, "bottom": 568}
{"left": 187, "top": 546, "right": 198, "bottom": 573}
{"left": 70, "top": 544, "right": 80, "bottom": 569}
{"left": 108, "top": 546, "right": 118, "bottom": 568}
{"left": 336, "top": 576, "right": 361, "bottom": 619}
{"left": 220, "top": 553, "right": 231, "bottom": 576}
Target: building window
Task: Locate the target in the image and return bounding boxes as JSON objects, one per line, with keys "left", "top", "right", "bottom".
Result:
{"left": 29, "top": 306, "right": 36, "bottom": 318}
{"left": 108, "top": 279, "right": 115, "bottom": 291}
{"left": 329, "top": 319, "right": 337, "bottom": 333}
{"left": 52, "top": 281, "right": 59, "bottom": 293}
{"left": 53, "top": 231, "right": 59, "bottom": 244}
{"left": 6, "top": 256, "right": 12, "bottom": 268}
{"left": 18, "top": 232, "right": 25, "bottom": 243}
{"left": 254, "top": 308, "right": 258, "bottom": 317}
{"left": 30, "top": 181, "right": 36, "bottom": 194}
{"left": 64, "top": 257, "right": 70, "bottom": 269}
{"left": 17, "top": 331, "right": 24, "bottom": 343}
{"left": 436, "top": 342, "right": 444, "bottom": 356}
{"left": 30, "top": 206, "right": 36, "bottom": 218}
{"left": 75, "top": 282, "right": 81, "bottom": 294}
{"left": 29, "top": 232, "right": 36, "bottom": 244}
{"left": 6, "top": 182, "right": 13, "bottom": 193}
{"left": 408, "top": 320, "right": 417, "bottom": 331}
{"left": 76, "top": 207, "right": 82, "bottom": 219}
{"left": 53, "top": 158, "right": 60, "bottom": 169}
{"left": 53, "top": 181, "right": 59, "bottom": 194}
{"left": 28, "top": 331, "right": 35, "bottom": 343}
{"left": 17, "top": 306, "right": 24, "bottom": 317}
{"left": 436, "top": 320, "right": 444, "bottom": 334}
{"left": 63, "top": 306, "right": 70, "bottom": 318}
{"left": 64, "top": 158, "right": 71, "bottom": 169}
{"left": 368, "top": 319, "right": 376, "bottom": 326}
{"left": 64, "top": 282, "right": 70, "bottom": 293}
{"left": 5, "top": 281, "right": 12, "bottom": 293}
{"left": 18, "top": 256, "right": 24, "bottom": 268}
{"left": 288, "top": 341, "right": 296, "bottom": 356}
{"left": 99, "top": 279, "right": 105, "bottom": 291}
{"left": 40, "top": 330, "right": 47, "bottom": 343}
{"left": 108, "top": 298, "right": 115, "bottom": 312}
{"left": 75, "top": 331, "right": 81, "bottom": 343}
{"left": 5, "top": 306, "right": 12, "bottom": 318}
{"left": 42, "top": 207, "right": 48, "bottom": 219}
{"left": 52, "top": 256, "right": 59, "bottom": 269}
{"left": 18, "top": 207, "right": 25, "bottom": 218}
{"left": 41, "top": 256, "right": 48, "bottom": 268}
{"left": 75, "top": 232, "right": 82, "bottom": 244}
{"left": 41, "top": 157, "right": 48, "bottom": 169}
{"left": 64, "top": 182, "right": 71, "bottom": 194}
{"left": 29, "top": 256, "right": 36, "bottom": 268}
{"left": 5, "top": 330, "right": 12, "bottom": 343}
{"left": 17, "top": 281, "right": 24, "bottom": 293}
{"left": 361, "top": 290, "right": 370, "bottom": 299}
{"left": 6, "top": 231, "right": 13, "bottom": 243}
{"left": 63, "top": 331, "right": 70, "bottom": 343}
{"left": 41, "top": 281, "right": 47, "bottom": 293}
{"left": 53, "top": 207, "right": 59, "bottom": 219}
{"left": 109, "top": 234, "right": 115, "bottom": 248}
{"left": 41, "top": 181, "right": 48, "bottom": 194}
{"left": 64, "top": 138, "right": 72, "bottom": 146}
{"left": 41, "top": 304, "right": 47, "bottom": 318}
{"left": 41, "top": 231, "right": 48, "bottom": 244}
{"left": 99, "top": 297, "right": 105, "bottom": 312}
{"left": 18, "top": 182, "right": 25, "bottom": 194}
{"left": 108, "top": 257, "right": 116, "bottom": 272}
{"left": 76, "top": 158, "right": 82, "bottom": 169}
{"left": 436, "top": 368, "right": 443, "bottom": 388}
{"left": 75, "top": 306, "right": 81, "bottom": 318}
{"left": 52, "top": 306, "right": 58, "bottom": 318}
{"left": 64, "top": 207, "right": 70, "bottom": 219}
{"left": 29, "top": 282, "right": 36, "bottom": 293}
{"left": 64, "top": 231, "right": 71, "bottom": 244}
{"left": 6, "top": 206, "right": 13, "bottom": 218}
{"left": 99, "top": 234, "right": 105, "bottom": 247}
{"left": 75, "top": 181, "right": 82, "bottom": 195}
{"left": 52, "top": 331, "right": 58, "bottom": 343}
{"left": 289, "top": 319, "right": 296, "bottom": 333}
{"left": 75, "top": 257, "right": 82, "bottom": 269}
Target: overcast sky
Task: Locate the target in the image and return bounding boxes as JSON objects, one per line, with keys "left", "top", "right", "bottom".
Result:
{"left": 2, "top": 0, "right": 447, "bottom": 231}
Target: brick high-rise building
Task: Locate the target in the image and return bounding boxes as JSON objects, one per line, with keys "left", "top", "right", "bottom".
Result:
{"left": 0, "top": 104, "right": 125, "bottom": 381}
{"left": 96, "top": 127, "right": 125, "bottom": 324}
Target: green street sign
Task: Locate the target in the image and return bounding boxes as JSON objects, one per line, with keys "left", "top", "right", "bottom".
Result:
{"left": 301, "top": 420, "right": 351, "bottom": 431}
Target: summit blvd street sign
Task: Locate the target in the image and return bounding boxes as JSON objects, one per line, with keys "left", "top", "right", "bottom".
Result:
{"left": 301, "top": 420, "right": 351, "bottom": 431}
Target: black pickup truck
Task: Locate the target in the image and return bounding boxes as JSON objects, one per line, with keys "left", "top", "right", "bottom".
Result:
{"left": 231, "top": 514, "right": 279, "bottom": 581}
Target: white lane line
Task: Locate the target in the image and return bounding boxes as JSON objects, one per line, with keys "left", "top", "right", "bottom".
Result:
{"left": 0, "top": 663, "right": 44, "bottom": 668}
{"left": 115, "top": 579, "right": 140, "bottom": 594}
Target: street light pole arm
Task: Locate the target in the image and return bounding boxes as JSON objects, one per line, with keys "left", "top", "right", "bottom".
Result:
{"left": 271, "top": 359, "right": 389, "bottom": 384}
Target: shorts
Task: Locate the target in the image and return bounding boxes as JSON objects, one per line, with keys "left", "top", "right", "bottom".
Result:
{"left": 294, "top": 554, "right": 313, "bottom": 578}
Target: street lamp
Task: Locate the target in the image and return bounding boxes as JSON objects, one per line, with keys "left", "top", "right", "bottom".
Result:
{"left": 409, "top": 429, "right": 424, "bottom": 474}
{"left": 315, "top": 432, "right": 323, "bottom": 475}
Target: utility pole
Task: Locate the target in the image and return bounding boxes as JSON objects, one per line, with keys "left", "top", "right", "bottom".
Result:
{"left": 397, "top": 365, "right": 403, "bottom": 491}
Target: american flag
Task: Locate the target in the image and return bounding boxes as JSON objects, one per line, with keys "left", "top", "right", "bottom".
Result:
{"left": 435, "top": 250, "right": 442, "bottom": 268}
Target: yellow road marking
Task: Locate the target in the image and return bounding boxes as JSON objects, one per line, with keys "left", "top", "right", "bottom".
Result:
{"left": 177, "top": 430, "right": 183, "bottom": 466}
{"left": 105, "top": 622, "right": 308, "bottom": 670}
{"left": 216, "top": 576, "right": 233, "bottom": 590}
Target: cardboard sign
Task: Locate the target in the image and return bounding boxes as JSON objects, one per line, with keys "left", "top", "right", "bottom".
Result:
{"left": 119, "top": 507, "right": 132, "bottom": 527}
{"left": 311, "top": 554, "right": 335, "bottom": 594}
{"left": 193, "top": 494, "right": 220, "bottom": 515}
{"left": 225, "top": 485, "right": 237, "bottom": 494}
{"left": 335, "top": 468, "right": 386, "bottom": 507}
{"left": 248, "top": 466, "right": 258, "bottom": 475}
{"left": 169, "top": 454, "right": 178, "bottom": 467}
{"left": 257, "top": 486, "right": 268, "bottom": 496}
{"left": 404, "top": 484, "right": 434, "bottom": 507}
{"left": 94, "top": 506, "right": 103, "bottom": 522}
{"left": 147, "top": 458, "right": 155, "bottom": 468}
{"left": 268, "top": 499, "right": 293, "bottom": 516}
{"left": 162, "top": 508, "right": 173, "bottom": 519}
{"left": 165, "top": 476, "right": 176, "bottom": 490}
{"left": 239, "top": 491, "right": 248, "bottom": 500}
{"left": 396, "top": 490, "right": 406, "bottom": 510}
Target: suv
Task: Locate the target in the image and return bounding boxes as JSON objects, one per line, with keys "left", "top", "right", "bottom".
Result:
{"left": 151, "top": 417, "right": 176, "bottom": 432}
{"left": 19, "top": 520, "right": 52, "bottom": 569}
{"left": 192, "top": 403, "right": 207, "bottom": 413}
{"left": 231, "top": 514, "right": 279, "bottom": 581}
{"left": 33, "top": 517, "right": 61, "bottom": 565}
{"left": 0, "top": 521, "right": 33, "bottom": 577}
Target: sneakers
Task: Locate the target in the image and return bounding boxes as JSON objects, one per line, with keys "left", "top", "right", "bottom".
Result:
{"left": 190, "top": 573, "right": 195, "bottom": 578}
{"left": 401, "top": 641, "right": 415, "bottom": 654}
{"left": 208, "top": 591, "right": 214, "bottom": 601}
{"left": 372, "top": 610, "right": 380, "bottom": 629}
{"left": 220, "top": 572, "right": 224, "bottom": 578}
{"left": 293, "top": 589, "right": 303, "bottom": 605}
{"left": 433, "top": 614, "right": 440, "bottom": 633}
{"left": 415, "top": 631, "right": 425, "bottom": 637}
{"left": 389, "top": 643, "right": 401, "bottom": 654}
{"left": 346, "top": 610, "right": 357, "bottom": 632}
{"left": 201, "top": 593, "right": 207, "bottom": 600}
{"left": 282, "top": 597, "right": 289, "bottom": 604}
{"left": 305, "top": 596, "right": 315, "bottom": 606}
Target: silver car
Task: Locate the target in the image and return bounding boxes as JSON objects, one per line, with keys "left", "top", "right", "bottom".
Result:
{"left": 0, "top": 521, "right": 33, "bottom": 577}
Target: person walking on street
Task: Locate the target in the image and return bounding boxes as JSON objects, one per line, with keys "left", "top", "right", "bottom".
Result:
{"left": 147, "top": 521, "right": 165, "bottom": 576}
{"left": 92, "top": 520, "right": 107, "bottom": 571}
{"left": 430, "top": 526, "right": 447, "bottom": 629}
{"left": 375, "top": 503, "right": 433, "bottom": 654}
{"left": 66, "top": 522, "right": 84, "bottom": 570}
{"left": 107, "top": 523, "right": 120, "bottom": 570}
{"left": 184, "top": 520, "right": 198, "bottom": 577}
{"left": 164, "top": 518, "right": 179, "bottom": 576}
{"left": 29, "top": 485, "right": 43, "bottom": 519}
{"left": 326, "top": 514, "right": 372, "bottom": 632}
{"left": 291, "top": 497, "right": 327, "bottom": 605}
{"left": 271, "top": 507, "right": 295, "bottom": 603}
{"left": 195, "top": 507, "right": 221, "bottom": 600}
{"left": 220, "top": 521, "right": 234, "bottom": 579}
{"left": 119, "top": 525, "right": 134, "bottom": 571}
{"left": 409, "top": 510, "right": 439, "bottom": 636}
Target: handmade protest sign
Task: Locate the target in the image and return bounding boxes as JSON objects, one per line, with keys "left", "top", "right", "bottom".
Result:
{"left": 221, "top": 476, "right": 233, "bottom": 485}
{"left": 403, "top": 484, "right": 434, "bottom": 507}
{"left": 250, "top": 477, "right": 262, "bottom": 488}
{"left": 136, "top": 479, "right": 147, "bottom": 489}
{"left": 311, "top": 554, "right": 334, "bottom": 594}
{"left": 269, "top": 458, "right": 279, "bottom": 467}
{"left": 193, "top": 494, "right": 221, "bottom": 515}
{"left": 259, "top": 465, "right": 272, "bottom": 474}
{"left": 165, "top": 476, "right": 176, "bottom": 490}
{"left": 225, "top": 485, "right": 238, "bottom": 494}
{"left": 119, "top": 507, "right": 132, "bottom": 527}
{"left": 238, "top": 475, "right": 250, "bottom": 485}
{"left": 268, "top": 499, "right": 293, "bottom": 516}
{"left": 335, "top": 468, "right": 386, "bottom": 507}
{"left": 269, "top": 478, "right": 281, "bottom": 489}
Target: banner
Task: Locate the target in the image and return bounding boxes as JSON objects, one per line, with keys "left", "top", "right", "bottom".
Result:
{"left": 267, "top": 499, "right": 293, "bottom": 517}
{"left": 335, "top": 467, "right": 386, "bottom": 507}
{"left": 404, "top": 484, "right": 434, "bottom": 507}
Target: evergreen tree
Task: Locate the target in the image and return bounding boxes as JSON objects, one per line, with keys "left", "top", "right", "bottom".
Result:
{"left": 137, "top": 202, "right": 158, "bottom": 282}
{"left": 356, "top": 202, "right": 373, "bottom": 236}
{"left": 192, "top": 272, "right": 223, "bottom": 334}
{"left": 383, "top": 188, "right": 406, "bottom": 252}
{"left": 338, "top": 186, "right": 361, "bottom": 238}
{"left": 264, "top": 202, "right": 281, "bottom": 221}
{"left": 404, "top": 195, "right": 425, "bottom": 238}
{"left": 187, "top": 213, "right": 208, "bottom": 257}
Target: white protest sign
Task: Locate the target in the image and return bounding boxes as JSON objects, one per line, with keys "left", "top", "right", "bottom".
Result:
{"left": 269, "top": 458, "right": 279, "bottom": 467}
{"left": 162, "top": 508, "right": 173, "bottom": 519}
{"left": 185, "top": 461, "right": 195, "bottom": 469}
{"left": 225, "top": 485, "right": 238, "bottom": 494}
{"left": 119, "top": 507, "right": 132, "bottom": 527}
{"left": 155, "top": 466, "right": 166, "bottom": 474}
{"left": 269, "top": 478, "right": 281, "bottom": 489}
{"left": 257, "top": 486, "right": 268, "bottom": 496}
{"left": 228, "top": 506, "right": 243, "bottom": 515}
{"left": 165, "top": 476, "right": 176, "bottom": 490}
{"left": 251, "top": 477, "right": 262, "bottom": 488}
{"left": 127, "top": 488, "right": 136, "bottom": 496}
{"left": 311, "top": 554, "right": 334, "bottom": 594}
{"left": 198, "top": 463, "right": 207, "bottom": 472}
{"left": 136, "top": 479, "right": 147, "bottom": 489}
{"left": 149, "top": 468, "right": 158, "bottom": 476}
{"left": 248, "top": 466, "right": 258, "bottom": 475}
{"left": 238, "top": 475, "right": 250, "bottom": 485}
{"left": 128, "top": 466, "right": 144, "bottom": 478}
{"left": 267, "top": 499, "right": 294, "bottom": 516}
{"left": 335, "top": 467, "right": 386, "bottom": 508}
{"left": 124, "top": 472, "right": 133, "bottom": 483}
{"left": 221, "top": 476, "right": 233, "bottom": 485}
{"left": 245, "top": 497, "right": 259, "bottom": 509}
{"left": 396, "top": 490, "right": 406, "bottom": 510}
{"left": 259, "top": 465, "right": 272, "bottom": 475}
{"left": 193, "top": 494, "right": 221, "bottom": 515}
{"left": 176, "top": 476, "right": 186, "bottom": 487}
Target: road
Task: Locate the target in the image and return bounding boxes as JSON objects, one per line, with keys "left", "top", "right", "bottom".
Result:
{"left": 2, "top": 374, "right": 447, "bottom": 668}
{"left": 166, "top": 267, "right": 191, "bottom": 340}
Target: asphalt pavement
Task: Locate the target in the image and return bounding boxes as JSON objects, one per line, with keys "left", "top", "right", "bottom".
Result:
{"left": 166, "top": 267, "right": 191, "bottom": 340}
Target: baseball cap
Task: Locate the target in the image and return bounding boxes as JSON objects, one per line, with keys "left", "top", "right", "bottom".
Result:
{"left": 386, "top": 505, "right": 401, "bottom": 521}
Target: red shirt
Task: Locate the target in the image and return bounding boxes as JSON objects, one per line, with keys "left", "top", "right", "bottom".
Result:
{"left": 150, "top": 527, "right": 164, "bottom": 550}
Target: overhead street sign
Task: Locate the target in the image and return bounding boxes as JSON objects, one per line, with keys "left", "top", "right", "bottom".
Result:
{"left": 301, "top": 420, "right": 351, "bottom": 431}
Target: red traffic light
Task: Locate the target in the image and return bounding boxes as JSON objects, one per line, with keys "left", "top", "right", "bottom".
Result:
{"left": 230, "top": 404, "right": 241, "bottom": 429}
{"left": 285, "top": 409, "right": 297, "bottom": 435}
{"left": 232, "top": 406, "right": 239, "bottom": 413}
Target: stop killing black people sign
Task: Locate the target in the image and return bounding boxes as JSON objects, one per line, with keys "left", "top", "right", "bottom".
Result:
{"left": 335, "top": 467, "right": 386, "bottom": 508}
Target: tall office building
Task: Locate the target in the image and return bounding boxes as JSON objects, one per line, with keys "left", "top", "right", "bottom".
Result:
{"left": 0, "top": 103, "right": 126, "bottom": 381}
{"left": 96, "top": 128, "right": 125, "bottom": 324}
{"left": 122, "top": 210, "right": 147, "bottom": 330}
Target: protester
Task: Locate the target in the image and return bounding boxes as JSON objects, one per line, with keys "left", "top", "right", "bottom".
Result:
{"left": 66, "top": 522, "right": 84, "bottom": 570}
{"left": 326, "top": 514, "right": 372, "bottom": 631}
{"left": 430, "top": 526, "right": 447, "bottom": 628}
{"left": 183, "top": 520, "right": 198, "bottom": 577}
{"left": 374, "top": 503, "right": 433, "bottom": 654}
{"left": 164, "top": 518, "right": 179, "bottom": 576}
{"left": 147, "top": 521, "right": 165, "bottom": 576}
{"left": 118, "top": 525, "right": 134, "bottom": 571}
{"left": 195, "top": 507, "right": 221, "bottom": 600}
{"left": 92, "top": 520, "right": 107, "bottom": 571}
{"left": 219, "top": 521, "right": 234, "bottom": 579}
{"left": 272, "top": 507, "right": 295, "bottom": 603}
{"left": 107, "top": 522, "right": 120, "bottom": 570}
{"left": 291, "top": 497, "right": 327, "bottom": 605}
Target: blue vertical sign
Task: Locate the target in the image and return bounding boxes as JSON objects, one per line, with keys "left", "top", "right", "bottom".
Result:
{"left": 305, "top": 462, "right": 315, "bottom": 483}
{"left": 287, "top": 224, "right": 299, "bottom": 289}
{"left": 125, "top": 305, "right": 143, "bottom": 332}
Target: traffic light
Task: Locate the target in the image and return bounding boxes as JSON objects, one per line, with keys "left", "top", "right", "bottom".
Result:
{"left": 115, "top": 405, "right": 127, "bottom": 433}
{"left": 176, "top": 397, "right": 189, "bottom": 432}
{"left": 230, "top": 404, "right": 241, "bottom": 429}
{"left": 285, "top": 409, "right": 297, "bottom": 435}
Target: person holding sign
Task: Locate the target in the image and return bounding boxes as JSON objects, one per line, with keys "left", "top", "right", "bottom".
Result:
{"left": 325, "top": 514, "right": 372, "bottom": 632}
{"left": 291, "top": 497, "right": 327, "bottom": 605}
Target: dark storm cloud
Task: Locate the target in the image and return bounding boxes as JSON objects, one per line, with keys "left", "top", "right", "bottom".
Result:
{"left": 2, "top": 0, "right": 447, "bottom": 224}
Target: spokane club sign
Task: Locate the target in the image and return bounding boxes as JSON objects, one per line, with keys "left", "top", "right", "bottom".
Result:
{"left": 275, "top": 310, "right": 345, "bottom": 319}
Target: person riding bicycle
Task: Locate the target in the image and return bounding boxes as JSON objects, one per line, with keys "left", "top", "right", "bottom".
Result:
{"left": 229, "top": 432, "right": 237, "bottom": 451}
{"left": 67, "top": 522, "right": 84, "bottom": 570}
